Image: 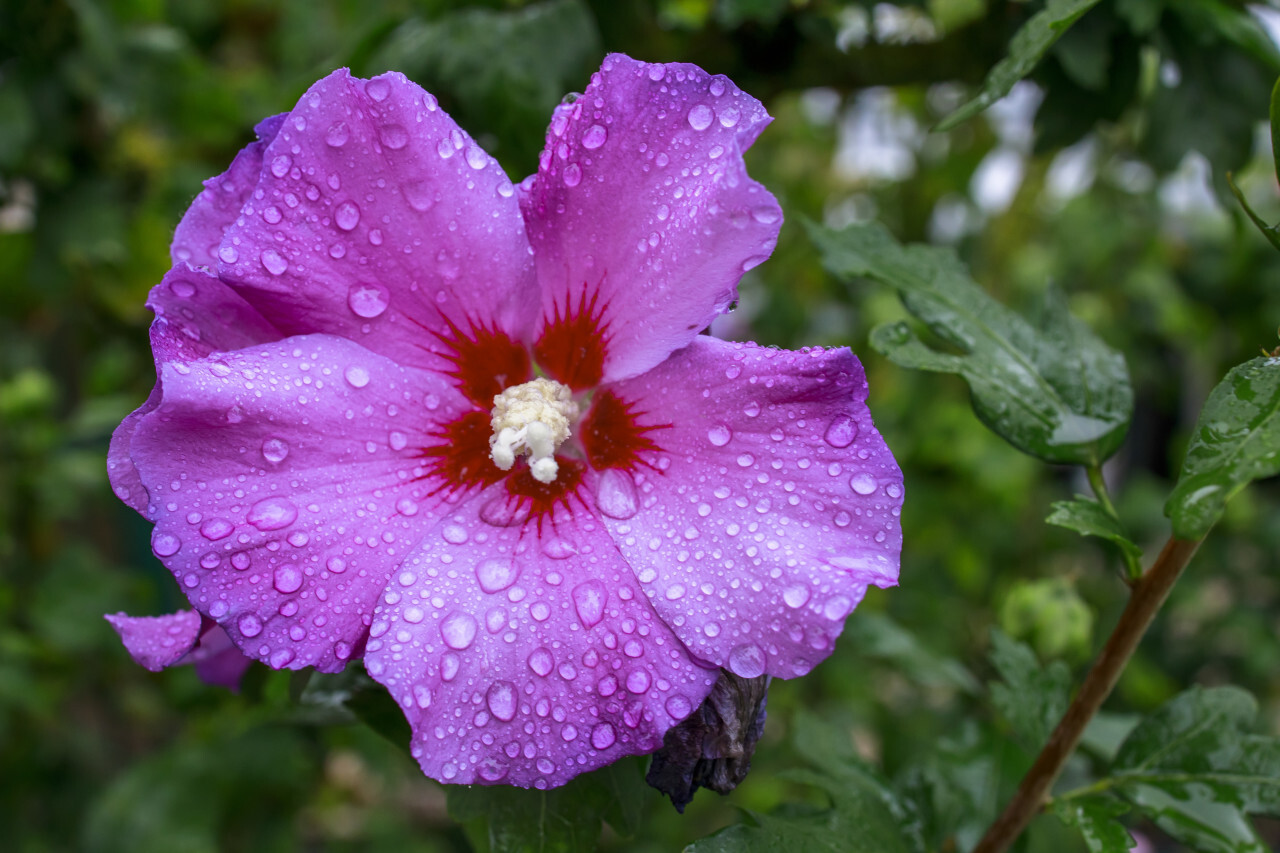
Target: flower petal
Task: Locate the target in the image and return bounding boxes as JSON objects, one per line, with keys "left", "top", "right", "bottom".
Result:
{"left": 522, "top": 54, "right": 781, "bottom": 385}
{"left": 188, "top": 626, "right": 256, "bottom": 691}
{"left": 594, "top": 337, "right": 903, "bottom": 679}
{"left": 364, "top": 497, "right": 718, "bottom": 788}
{"left": 105, "top": 610, "right": 203, "bottom": 671}
{"left": 108, "top": 266, "right": 282, "bottom": 517}
{"left": 129, "top": 333, "right": 472, "bottom": 673}
{"left": 216, "top": 69, "right": 539, "bottom": 373}
{"left": 171, "top": 114, "right": 286, "bottom": 268}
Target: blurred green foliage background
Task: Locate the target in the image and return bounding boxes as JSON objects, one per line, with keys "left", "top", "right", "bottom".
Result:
{"left": 2, "top": 0, "right": 1278, "bottom": 850}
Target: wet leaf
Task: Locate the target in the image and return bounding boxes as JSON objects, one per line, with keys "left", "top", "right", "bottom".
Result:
{"left": 1165, "top": 357, "right": 1280, "bottom": 540}
{"left": 843, "top": 612, "right": 979, "bottom": 693}
{"left": 1106, "top": 686, "right": 1280, "bottom": 852}
{"left": 446, "top": 759, "right": 652, "bottom": 852}
{"left": 687, "top": 712, "right": 923, "bottom": 853}
{"left": 987, "top": 630, "right": 1072, "bottom": 751}
{"left": 1052, "top": 797, "right": 1134, "bottom": 852}
{"left": 1047, "top": 496, "right": 1143, "bottom": 561}
{"left": 937, "top": 0, "right": 1104, "bottom": 130}
{"left": 810, "top": 221, "right": 1133, "bottom": 466}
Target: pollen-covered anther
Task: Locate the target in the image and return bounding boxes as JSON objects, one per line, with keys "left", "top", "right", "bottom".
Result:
{"left": 489, "top": 378, "right": 580, "bottom": 483}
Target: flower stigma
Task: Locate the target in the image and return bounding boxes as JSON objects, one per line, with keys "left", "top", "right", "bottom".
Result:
{"left": 489, "top": 377, "right": 580, "bottom": 483}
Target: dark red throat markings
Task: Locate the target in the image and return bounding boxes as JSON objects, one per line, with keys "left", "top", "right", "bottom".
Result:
{"left": 419, "top": 288, "right": 667, "bottom": 528}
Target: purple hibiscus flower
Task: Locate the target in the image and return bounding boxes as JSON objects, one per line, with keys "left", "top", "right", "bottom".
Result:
{"left": 106, "top": 54, "right": 903, "bottom": 788}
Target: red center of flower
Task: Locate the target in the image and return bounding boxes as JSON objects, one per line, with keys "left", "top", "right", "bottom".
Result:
{"left": 421, "top": 286, "right": 665, "bottom": 523}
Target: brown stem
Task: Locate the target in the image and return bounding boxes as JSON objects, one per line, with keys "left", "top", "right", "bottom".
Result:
{"left": 972, "top": 536, "right": 1203, "bottom": 853}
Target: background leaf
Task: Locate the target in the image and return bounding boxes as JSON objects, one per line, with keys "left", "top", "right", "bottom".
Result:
{"left": 1165, "top": 357, "right": 1280, "bottom": 540}
{"left": 937, "top": 0, "right": 1104, "bottom": 130}
{"left": 987, "top": 630, "right": 1072, "bottom": 752}
{"left": 1104, "top": 686, "right": 1280, "bottom": 852}
{"left": 1046, "top": 496, "right": 1143, "bottom": 562}
{"left": 1052, "top": 797, "right": 1134, "bottom": 852}
{"left": 810, "top": 221, "right": 1133, "bottom": 466}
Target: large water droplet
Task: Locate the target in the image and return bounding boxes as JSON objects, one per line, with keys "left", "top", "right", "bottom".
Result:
{"left": 528, "top": 647, "right": 554, "bottom": 677}
{"left": 486, "top": 681, "right": 518, "bottom": 722}
{"left": 247, "top": 497, "right": 298, "bottom": 531}
{"left": 403, "top": 180, "right": 434, "bottom": 212}
{"left": 273, "top": 566, "right": 303, "bottom": 594}
{"left": 823, "top": 595, "right": 853, "bottom": 620}
{"left": 464, "top": 145, "right": 488, "bottom": 170}
{"left": 238, "top": 613, "right": 263, "bottom": 638}
{"left": 665, "top": 694, "right": 692, "bottom": 720}
{"left": 347, "top": 281, "right": 389, "bottom": 318}
{"left": 170, "top": 279, "right": 196, "bottom": 298}
{"left": 325, "top": 121, "right": 350, "bottom": 147}
{"left": 590, "top": 722, "right": 617, "bottom": 749}
{"left": 687, "top": 104, "right": 714, "bottom": 131}
{"left": 260, "top": 249, "right": 287, "bottom": 276}
{"left": 783, "top": 584, "right": 811, "bottom": 609}
{"left": 344, "top": 365, "right": 370, "bottom": 388}
{"left": 728, "top": 643, "right": 766, "bottom": 678}
{"left": 595, "top": 469, "right": 638, "bottom": 520}
{"left": 270, "top": 154, "right": 291, "bottom": 178}
{"left": 366, "top": 77, "right": 390, "bottom": 102}
{"left": 476, "top": 558, "right": 520, "bottom": 594}
{"left": 335, "top": 201, "right": 361, "bottom": 231}
{"left": 200, "top": 517, "right": 234, "bottom": 541}
{"left": 581, "top": 124, "right": 608, "bottom": 149}
{"left": 572, "top": 580, "right": 607, "bottom": 628}
{"left": 440, "top": 611, "right": 478, "bottom": 650}
{"left": 379, "top": 124, "right": 409, "bottom": 150}
{"left": 562, "top": 163, "right": 582, "bottom": 187}
{"left": 824, "top": 414, "right": 859, "bottom": 448}
{"left": 413, "top": 684, "right": 432, "bottom": 709}
{"left": 261, "top": 437, "right": 290, "bottom": 464}
{"left": 850, "top": 473, "right": 878, "bottom": 495}
{"left": 625, "top": 669, "right": 651, "bottom": 694}
{"left": 707, "top": 424, "right": 732, "bottom": 447}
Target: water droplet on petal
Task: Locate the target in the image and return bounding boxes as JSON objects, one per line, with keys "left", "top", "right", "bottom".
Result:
{"left": 824, "top": 595, "right": 853, "bottom": 620}
{"left": 581, "top": 124, "right": 607, "bottom": 149}
{"left": 440, "top": 611, "right": 477, "bottom": 650}
{"left": 595, "top": 469, "right": 638, "bottom": 519}
{"left": 273, "top": 566, "right": 303, "bottom": 594}
{"left": 344, "top": 365, "right": 370, "bottom": 388}
{"left": 486, "top": 681, "right": 518, "bottom": 721}
{"left": 403, "top": 180, "right": 434, "bottom": 212}
{"left": 413, "top": 684, "right": 432, "bottom": 709}
{"left": 347, "top": 281, "right": 389, "bottom": 318}
{"left": 260, "top": 249, "right": 287, "bottom": 276}
{"left": 464, "top": 144, "right": 487, "bottom": 170}
{"left": 728, "top": 643, "right": 766, "bottom": 678}
{"left": 326, "top": 556, "right": 347, "bottom": 574}
{"left": 625, "top": 669, "right": 651, "bottom": 694}
{"left": 824, "top": 414, "right": 859, "bottom": 448}
{"left": 238, "top": 613, "right": 263, "bottom": 638}
{"left": 335, "top": 201, "right": 361, "bottom": 231}
{"left": 707, "top": 424, "right": 732, "bottom": 447}
{"left": 528, "top": 647, "right": 554, "bottom": 677}
{"left": 379, "top": 124, "right": 408, "bottom": 150}
{"left": 261, "top": 437, "right": 290, "bottom": 464}
{"left": 441, "top": 652, "right": 461, "bottom": 680}
{"left": 476, "top": 558, "right": 520, "bottom": 594}
{"left": 665, "top": 694, "right": 692, "bottom": 720}
{"left": 572, "top": 580, "right": 606, "bottom": 628}
{"left": 366, "top": 77, "right": 390, "bottom": 101}
{"left": 247, "top": 497, "right": 298, "bottom": 531}
{"left": 170, "top": 279, "right": 196, "bottom": 298}
{"left": 151, "top": 532, "right": 181, "bottom": 558}
{"left": 687, "top": 104, "right": 713, "bottom": 131}
{"left": 270, "top": 154, "right": 291, "bottom": 178}
{"left": 590, "top": 722, "right": 616, "bottom": 749}
{"left": 562, "top": 163, "right": 582, "bottom": 187}
{"left": 850, "top": 473, "right": 878, "bottom": 495}
{"left": 325, "top": 121, "right": 350, "bottom": 147}
{"left": 783, "top": 584, "right": 811, "bottom": 609}
{"left": 218, "top": 246, "right": 239, "bottom": 264}
{"left": 200, "top": 517, "right": 234, "bottom": 541}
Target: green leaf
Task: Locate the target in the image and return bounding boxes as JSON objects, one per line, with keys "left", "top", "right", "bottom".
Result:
{"left": 1225, "top": 174, "right": 1280, "bottom": 252}
{"left": 1047, "top": 496, "right": 1143, "bottom": 561}
{"left": 446, "top": 759, "right": 652, "bottom": 853}
{"left": 1165, "top": 357, "right": 1280, "bottom": 540}
{"left": 936, "top": 0, "right": 1104, "bottom": 130}
{"left": 987, "top": 630, "right": 1072, "bottom": 752}
{"left": 371, "top": 0, "right": 601, "bottom": 176}
{"left": 688, "top": 713, "right": 923, "bottom": 853}
{"left": 1106, "top": 686, "right": 1280, "bottom": 852}
{"left": 1270, "top": 75, "right": 1280, "bottom": 185}
{"left": 810, "top": 221, "right": 1133, "bottom": 466}
{"left": 842, "top": 612, "right": 980, "bottom": 693}
{"left": 1052, "top": 797, "right": 1134, "bottom": 853}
